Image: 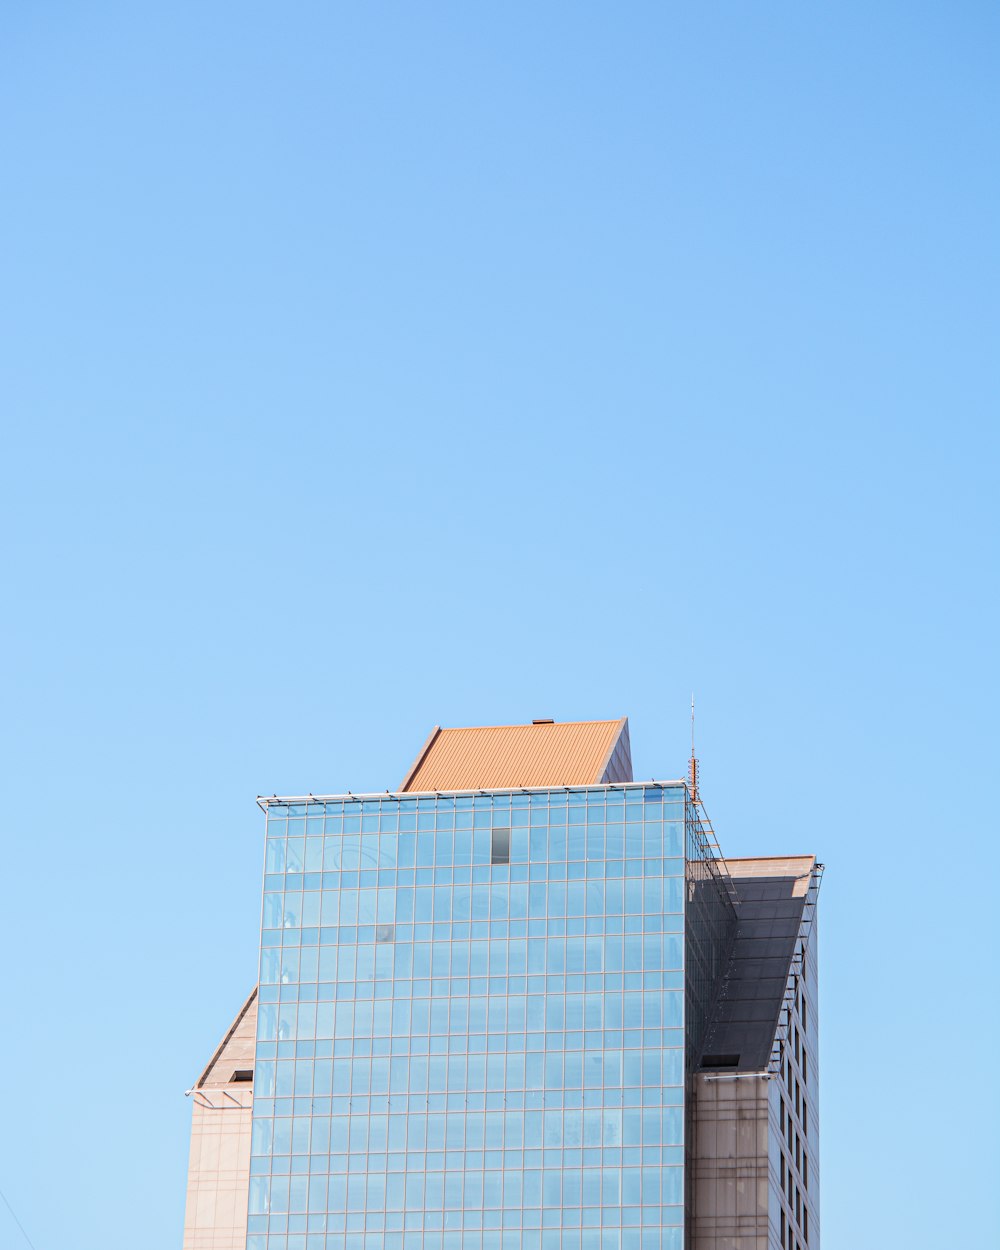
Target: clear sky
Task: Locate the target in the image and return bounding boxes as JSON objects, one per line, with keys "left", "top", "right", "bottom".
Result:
{"left": 1, "top": 4, "right": 997, "bottom": 1248}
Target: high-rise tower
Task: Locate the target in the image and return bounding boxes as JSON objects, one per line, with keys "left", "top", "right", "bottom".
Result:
{"left": 183, "top": 718, "right": 821, "bottom": 1250}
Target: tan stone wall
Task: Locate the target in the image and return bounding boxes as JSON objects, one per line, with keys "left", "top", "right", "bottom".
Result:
{"left": 183, "top": 1090, "right": 252, "bottom": 1250}
{"left": 183, "top": 991, "right": 257, "bottom": 1250}
{"left": 689, "top": 1072, "right": 772, "bottom": 1250}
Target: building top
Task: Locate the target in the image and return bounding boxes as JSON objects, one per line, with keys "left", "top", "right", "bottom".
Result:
{"left": 399, "top": 717, "right": 632, "bottom": 792}
{"left": 194, "top": 987, "right": 258, "bottom": 1089}
{"left": 699, "top": 855, "right": 818, "bottom": 1073}
{"left": 723, "top": 855, "right": 816, "bottom": 895}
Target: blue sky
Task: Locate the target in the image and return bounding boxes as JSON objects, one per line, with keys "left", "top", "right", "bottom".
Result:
{"left": 1, "top": 4, "right": 997, "bottom": 1247}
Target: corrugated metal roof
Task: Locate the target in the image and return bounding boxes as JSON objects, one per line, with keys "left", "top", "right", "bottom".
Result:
{"left": 400, "top": 718, "right": 631, "bottom": 792}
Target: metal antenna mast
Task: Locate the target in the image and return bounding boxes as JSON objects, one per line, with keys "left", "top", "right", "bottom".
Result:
{"left": 688, "top": 693, "right": 699, "bottom": 803}
{"left": 686, "top": 695, "right": 739, "bottom": 909}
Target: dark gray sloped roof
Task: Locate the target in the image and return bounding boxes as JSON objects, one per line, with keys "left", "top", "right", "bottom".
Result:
{"left": 699, "top": 856, "right": 815, "bottom": 1073}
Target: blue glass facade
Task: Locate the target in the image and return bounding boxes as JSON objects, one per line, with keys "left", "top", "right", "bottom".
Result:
{"left": 247, "top": 783, "right": 721, "bottom": 1250}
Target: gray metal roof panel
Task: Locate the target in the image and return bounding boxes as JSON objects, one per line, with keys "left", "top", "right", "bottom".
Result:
{"left": 697, "top": 865, "right": 812, "bottom": 1072}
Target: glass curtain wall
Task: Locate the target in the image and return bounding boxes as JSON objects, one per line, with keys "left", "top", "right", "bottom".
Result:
{"left": 248, "top": 784, "right": 688, "bottom": 1250}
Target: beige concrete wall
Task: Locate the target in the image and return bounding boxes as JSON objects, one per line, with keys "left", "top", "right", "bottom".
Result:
{"left": 183, "top": 991, "right": 257, "bottom": 1250}
{"left": 689, "top": 1072, "right": 772, "bottom": 1250}
{"left": 183, "top": 1090, "right": 253, "bottom": 1250}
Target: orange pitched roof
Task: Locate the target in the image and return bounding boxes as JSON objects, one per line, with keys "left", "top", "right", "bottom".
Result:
{"left": 400, "top": 718, "right": 631, "bottom": 792}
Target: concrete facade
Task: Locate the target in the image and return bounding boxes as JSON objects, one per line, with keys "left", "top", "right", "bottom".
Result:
{"left": 689, "top": 1073, "right": 772, "bottom": 1249}
{"left": 767, "top": 919, "right": 820, "bottom": 1250}
{"left": 183, "top": 990, "right": 258, "bottom": 1250}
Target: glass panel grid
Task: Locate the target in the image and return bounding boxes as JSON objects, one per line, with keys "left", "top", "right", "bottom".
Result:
{"left": 249, "top": 786, "right": 691, "bottom": 1250}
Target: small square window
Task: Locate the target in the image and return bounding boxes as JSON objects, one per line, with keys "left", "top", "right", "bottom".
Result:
{"left": 376, "top": 924, "right": 395, "bottom": 943}
{"left": 491, "top": 828, "right": 510, "bottom": 866}
{"left": 231, "top": 1070, "right": 253, "bottom": 1083}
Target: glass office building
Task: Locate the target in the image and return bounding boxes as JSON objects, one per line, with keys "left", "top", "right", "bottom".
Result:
{"left": 181, "top": 719, "right": 821, "bottom": 1250}
{"left": 246, "top": 783, "right": 732, "bottom": 1250}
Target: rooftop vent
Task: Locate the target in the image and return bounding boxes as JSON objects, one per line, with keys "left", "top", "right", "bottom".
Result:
{"left": 701, "top": 1054, "right": 741, "bottom": 1069}
{"left": 532, "top": 718, "right": 554, "bottom": 725}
